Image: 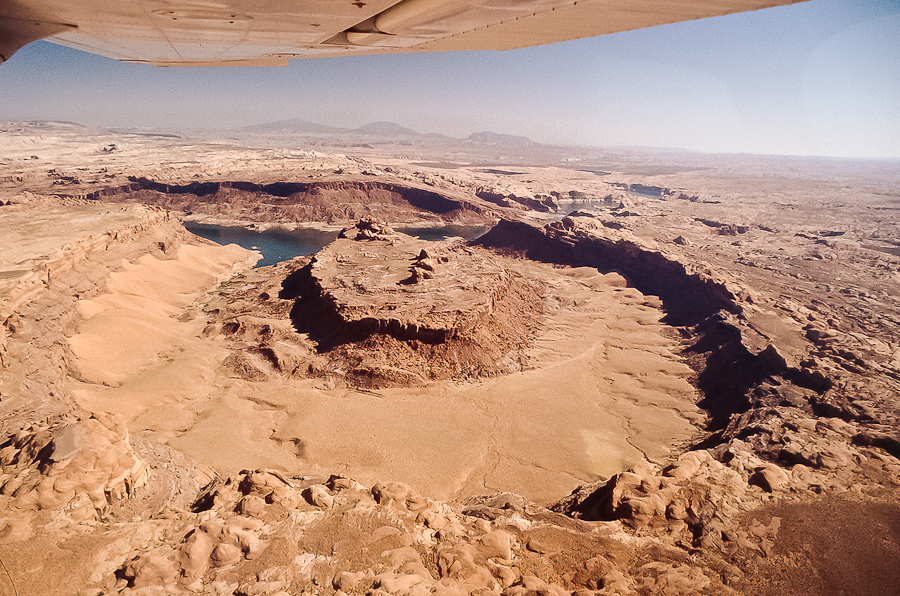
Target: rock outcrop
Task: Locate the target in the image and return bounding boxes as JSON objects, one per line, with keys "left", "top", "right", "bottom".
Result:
{"left": 0, "top": 205, "right": 177, "bottom": 369}
{"left": 0, "top": 413, "right": 150, "bottom": 528}
{"left": 257, "top": 221, "right": 545, "bottom": 385}
{"left": 476, "top": 186, "right": 559, "bottom": 213}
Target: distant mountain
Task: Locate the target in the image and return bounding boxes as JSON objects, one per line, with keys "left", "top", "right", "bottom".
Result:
{"left": 466, "top": 131, "right": 535, "bottom": 147}
{"left": 241, "top": 118, "right": 346, "bottom": 134}
{"left": 240, "top": 119, "right": 422, "bottom": 137}
{"left": 355, "top": 121, "right": 420, "bottom": 136}
{"left": 1, "top": 120, "right": 87, "bottom": 131}
{"left": 237, "top": 119, "right": 538, "bottom": 146}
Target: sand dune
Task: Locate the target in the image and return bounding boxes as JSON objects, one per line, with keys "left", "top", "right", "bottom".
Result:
{"left": 69, "top": 243, "right": 257, "bottom": 413}
{"left": 69, "top": 249, "right": 701, "bottom": 503}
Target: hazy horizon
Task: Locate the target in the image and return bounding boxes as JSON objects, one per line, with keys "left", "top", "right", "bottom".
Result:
{"left": 1, "top": 0, "right": 898, "bottom": 159}
{"left": 10, "top": 116, "right": 900, "bottom": 166}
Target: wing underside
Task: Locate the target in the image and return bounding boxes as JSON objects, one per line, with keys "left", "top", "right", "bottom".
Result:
{"left": 0, "top": 0, "right": 806, "bottom": 66}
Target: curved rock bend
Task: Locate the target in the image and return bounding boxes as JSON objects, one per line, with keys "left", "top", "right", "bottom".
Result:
{"left": 476, "top": 217, "right": 740, "bottom": 326}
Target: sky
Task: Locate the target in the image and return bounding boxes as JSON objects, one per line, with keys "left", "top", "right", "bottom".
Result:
{"left": 0, "top": 0, "right": 898, "bottom": 158}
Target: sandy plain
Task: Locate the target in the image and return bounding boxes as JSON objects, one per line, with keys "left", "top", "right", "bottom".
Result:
{"left": 0, "top": 121, "right": 899, "bottom": 596}
{"left": 68, "top": 245, "right": 700, "bottom": 503}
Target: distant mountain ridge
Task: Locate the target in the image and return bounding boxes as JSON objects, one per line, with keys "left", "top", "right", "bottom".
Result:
{"left": 466, "top": 131, "right": 534, "bottom": 146}
{"left": 240, "top": 119, "right": 346, "bottom": 134}
{"left": 240, "top": 118, "right": 535, "bottom": 146}
{"left": 356, "top": 121, "right": 419, "bottom": 136}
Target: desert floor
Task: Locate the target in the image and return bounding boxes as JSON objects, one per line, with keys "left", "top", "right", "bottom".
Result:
{"left": 0, "top": 121, "right": 898, "bottom": 596}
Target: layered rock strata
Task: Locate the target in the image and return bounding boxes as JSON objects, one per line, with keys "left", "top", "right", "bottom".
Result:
{"left": 304, "top": 220, "right": 512, "bottom": 343}
{"left": 475, "top": 215, "right": 900, "bottom": 480}
{"left": 76, "top": 177, "right": 495, "bottom": 226}
{"left": 0, "top": 203, "right": 193, "bottom": 420}
{"left": 275, "top": 219, "right": 545, "bottom": 385}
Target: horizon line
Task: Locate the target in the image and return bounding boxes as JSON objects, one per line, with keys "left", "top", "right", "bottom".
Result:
{"left": 4, "top": 118, "right": 900, "bottom": 162}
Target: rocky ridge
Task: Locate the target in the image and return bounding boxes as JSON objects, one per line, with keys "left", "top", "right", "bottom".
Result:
{"left": 75, "top": 177, "right": 496, "bottom": 227}
{"left": 478, "top": 215, "right": 900, "bottom": 442}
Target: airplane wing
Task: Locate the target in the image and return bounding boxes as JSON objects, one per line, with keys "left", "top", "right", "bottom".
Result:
{"left": 1, "top": 0, "right": 806, "bottom": 66}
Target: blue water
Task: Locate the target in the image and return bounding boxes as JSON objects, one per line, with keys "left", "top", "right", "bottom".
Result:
{"left": 185, "top": 222, "right": 492, "bottom": 267}
{"left": 184, "top": 223, "right": 338, "bottom": 267}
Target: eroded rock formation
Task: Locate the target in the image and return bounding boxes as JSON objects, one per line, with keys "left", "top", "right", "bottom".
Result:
{"left": 77, "top": 177, "right": 496, "bottom": 226}
{"left": 207, "top": 219, "right": 546, "bottom": 387}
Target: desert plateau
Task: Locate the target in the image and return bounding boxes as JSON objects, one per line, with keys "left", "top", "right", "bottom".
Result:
{"left": 0, "top": 120, "right": 898, "bottom": 596}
